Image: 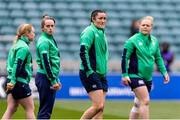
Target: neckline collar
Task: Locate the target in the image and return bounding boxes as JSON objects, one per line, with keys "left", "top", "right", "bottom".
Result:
{"left": 20, "top": 36, "right": 30, "bottom": 45}
{"left": 42, "top": 32, "right": 53, "bottom": 39}
{"left": 91, "top": 22, "right": 105, "bottom": 31}
{"left": 139, "top": 32, "right": 151, "bottom": 40}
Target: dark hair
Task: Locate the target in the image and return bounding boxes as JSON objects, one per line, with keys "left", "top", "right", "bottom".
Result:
{"left": 91, "top": 9, "right": 106, "bottom": 22}
{"left": 41, "top": 15, "right": 56, "bottom": 30}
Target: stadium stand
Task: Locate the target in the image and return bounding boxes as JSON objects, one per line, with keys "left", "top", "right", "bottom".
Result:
{"left": 0, "top": 0, "right": 180, "bottom": 74}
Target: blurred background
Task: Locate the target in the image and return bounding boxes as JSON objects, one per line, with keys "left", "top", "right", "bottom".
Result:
{"left": 1, "top": 0, "right": 180, "bottom": 74}
{"left": 0, "top": 0, "right": 180, "bottom": 119}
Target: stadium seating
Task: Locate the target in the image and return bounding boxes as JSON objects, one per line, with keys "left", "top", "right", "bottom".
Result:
{"left": 0, "top": 0, "right": 180, "bottom": 73}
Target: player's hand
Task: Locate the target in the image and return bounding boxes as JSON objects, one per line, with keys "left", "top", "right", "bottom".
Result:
{"left": 122, "top": 76, "right": 131, "bottom": 86}
{"left": 164, "top": 73, "right": 170, "bottom": 84}
{"left": 52, "top": 82, "right": 62, "bottom": 90}
{"left": 58, "top": 82, "right": 62, "bottom": 90}
{"left": 6, "top": 82, "right": 14, "bottom": 91}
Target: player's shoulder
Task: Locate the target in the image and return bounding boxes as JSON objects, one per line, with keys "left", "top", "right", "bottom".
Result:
{"left": 126, "top": 33, "right": 138, "bottom": 43}
{"left": 38, "top": 34, "right": 49, "bottom": 41}
{"left": 151, "top": 35, "right": 157, "bottom": 40}
{"left": 37, "top": 35, "right": 49, "bottom": 46}
{"left": 129, "top": 33, "right": 140, "bottom": 40}
{"left": 81, "top": 25, "right": 94, "bottom": 34}
{"left": 15, "top": 40, "right": 29, "bottom": 50}
{"left": 150, "top": 35, "right": 158, "bottom": 43}
{"left": 81, "top": 25, "right": 94, "bottom": 38}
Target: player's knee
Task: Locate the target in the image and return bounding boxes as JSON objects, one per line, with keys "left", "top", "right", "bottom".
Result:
{"left": 8, "top": 105, "right": 18, "bottom": 113}
{"left": 94, "top": 103, "right": 104, "bottom": 112}
{"left": 27, "top": 107, "right": 35, "bottom": 113}
{"left": 97, "top": 104, "right": 104, "bottom": 112}
{"left": 141, "top": 98, "right": 150, "bottom": 106}
{"left": 30, "top": 104, "right": 35, "bottom": 111}
{"left": 24, "top": 104, "right": 35, "bottom": 113}
{"left": 134, "top": 98, "right": 140, "bottom": 108}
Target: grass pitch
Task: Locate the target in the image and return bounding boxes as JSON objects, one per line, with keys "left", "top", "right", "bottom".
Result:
{"left": 0, "top": 99, "right": 180, "bottom": 119}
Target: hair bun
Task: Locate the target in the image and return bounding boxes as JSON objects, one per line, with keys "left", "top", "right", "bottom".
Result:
{"left": 42, "top": 14, "right": 49, "bottom": 19}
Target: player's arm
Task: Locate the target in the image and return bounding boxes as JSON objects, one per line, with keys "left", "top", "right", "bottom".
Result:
{"left": 155, "top": 42, "right": 167, "bottom": 76}
{"left": 10, "top": 47, "right": 28, "bottom": 86}
{"left": 121, "top": 39, "right": 134, "bottom": 77}
{"left": 155, "top": 42, "right": 170, "bottom": 83}
{"left": 38, "top": 41, "right": 57, "bottom": 85}
{"left": 80, "top": 28, "right": 94, "bottom": 77}
{"left": 121, "top": 40, "right": 134, "bottom": 85}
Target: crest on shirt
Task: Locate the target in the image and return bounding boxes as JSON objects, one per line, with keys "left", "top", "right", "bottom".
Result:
{"left": 152, "top": 40, "right": 155, "bottom": 46}
{"left": 95, "top": 34, "right": 99, "bottom": 37}
{"left": 138, "top": 42, "right": 143, "bottom": 46}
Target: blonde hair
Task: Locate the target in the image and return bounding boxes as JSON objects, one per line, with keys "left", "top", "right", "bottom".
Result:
{"left": 14, "top": 24, "right": 33, "bottom": 44}
{"left": 140, "top": 16, "right": 154, "bottom": 26}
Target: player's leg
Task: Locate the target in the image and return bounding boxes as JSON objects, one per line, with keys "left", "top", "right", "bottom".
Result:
{"left": 92, "top": 76, "right": 108, "bottom": 119}
{"left": 128, "top": 78, "right": 150, "bottom": 119}
{"left": 92, "top": 91, "right": 106, "bottom": 119}
{"left": 129, "top": 97, "right": 140, "bottom": 119}
{"left": 35, "top": 72, "right": 56, "bottom": 119}
{"left": 1, "top": 94, "right": 19, "bottom": 119}
{"left": 80, "top": 89, "right": 105, "bottom": 119}
{"left": 79, "top": 71, "right": 106, "bottom": 119}
{"left": 133, "top": 86, "right": 150, "bottom": 119}
{"left": 18, "top": 95, "right": 35, "bottom": 119}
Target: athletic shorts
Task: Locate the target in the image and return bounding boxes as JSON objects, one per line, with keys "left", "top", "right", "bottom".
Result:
{"left": 79, "top": 70, "right": 108, "bottom": 93}
{"left": 7, "top": 81, "right": 31, "bottom": 100}
{"left": 128, "top": 78, "right": 152, "bottom": 92}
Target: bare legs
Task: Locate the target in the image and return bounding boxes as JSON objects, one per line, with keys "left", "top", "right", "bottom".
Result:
{"left": 2, "top": 94, "right": 19, "bottom": 119}
{"left": 92, "top": 92, "right": 106, "bottom": 119}
{"left": 80, "top": 90, "right": 106, "bottom": 120}
{"left": 18, "top": 95, "right": 35, "bottom": 119}
{"left": 129, "top": 86, "right": 150, "bottom": 119}
{"left": 129, "top": 97, "right": 140, "bottom": 119}
{"left": 2, "top": 94, "right": 35, "bottom": 119}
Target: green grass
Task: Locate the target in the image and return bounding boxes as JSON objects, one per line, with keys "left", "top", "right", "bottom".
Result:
{"left": 0, "top": 99, "right": 180, "bottom": 119}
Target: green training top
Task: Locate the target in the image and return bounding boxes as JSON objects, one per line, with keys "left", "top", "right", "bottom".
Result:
{"left": 121, "top": 32, "right": 167, "bottom": 81}
{"left": 7, "top": 36, "right": 33, "bottom": 85}
{"left": 80, "top": 23, "right": 109, "bottom": 77}
{"left": 36, "top": 32, "right": 60, "bottom": 85}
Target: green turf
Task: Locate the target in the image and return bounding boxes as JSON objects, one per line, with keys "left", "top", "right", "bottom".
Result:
{"left": 0, "top": 99, "right": 180, "bottom": 119}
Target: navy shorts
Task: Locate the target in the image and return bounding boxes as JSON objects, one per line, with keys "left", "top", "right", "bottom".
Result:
{"left": 128, "top": 78, "right": 152, "bottom": 92}
{"left": 79, "top": 70, "right": 108, "bottom": 93}
{"left": 7, "top": 81, "right": 31, "bottom": 100}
